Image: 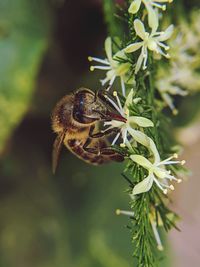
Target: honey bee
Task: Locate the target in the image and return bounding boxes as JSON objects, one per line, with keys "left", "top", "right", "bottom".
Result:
{"left": 51, "top": 88, "right": 126, "bottom": 173}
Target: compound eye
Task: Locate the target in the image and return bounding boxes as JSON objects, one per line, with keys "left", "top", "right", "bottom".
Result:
{"left": 73, "top": 91, "right": 97, "bottom": 124}
{"left": 73, "top": 110, "right": 97, "bottom": 124}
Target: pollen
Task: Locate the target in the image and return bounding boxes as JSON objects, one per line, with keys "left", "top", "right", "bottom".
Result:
{"left": 90, "top": 66, "right": 94, "bottom": 71}
{"left": 172, "top": 108, "right": 178, "bottom": 115}
{"left": 116, "top": 209, "right": 121, "bottom": 215}
{"left": 169, "top": 185, "right": 174, "bottom": 190}
{"left": 157, "top": 244, "right": 164, "bottom": 251}
{"left": 173, "top": 153, "right": 178, "bottom": 159}
{"left": 163, "top": 189, "right": 168, "bottom": 194}
{"left": 88, "top": 56, "right": 93, "bottom": 61}
{"left": 181, "top": 160, "right": 186, "bottom": 165}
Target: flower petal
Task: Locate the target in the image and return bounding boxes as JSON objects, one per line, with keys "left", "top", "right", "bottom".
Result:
{"left": 134, "top": 19, "right": 146, "bottom": 40}
{"left": 113, "top": 49, "right": 127, "bottom": 60}
{"left": 145, "top": 4, "right": 158, "bottom": 33}
{"left": 154, "top": 167, "right": 167, "bottom": 179}
{"left": 155, "top": 0, "right": 172, "bottom": 2}
{"left": 157, "top": 25, "right": 174, "bottom": 41}
{"left": 106, "top": 69, "right": 115, "bottom": 80}
{"left": 131, "top": 173, "right": 154, "bottom": 195}
{"left": 130, "top": 154, "right": 152, "bottom": 169}
{"left": 128, "top": 128, "right": 150, "bottom": 147}
{"left": 129, "top": 116, "right": 154, "bottom": 127}
{"left": 149, "top": 138, "right": 161, "bottom": 163}
{"left": 124, "top": 42, "right": 143, "bottom": 53}
{"left": 115, "top": 62, "right": 131, "bottom": 76}
{"left": 128, "top": 0, "right": 142, "bottom": 14}
{"left": 125, "top": 88, "right": 134, "bottom": 108}
{"left": 105, "top": 37, "right": 113, "bottom": 63}
{"left": 135, "top": 50, "right": 144, "bottom": 74}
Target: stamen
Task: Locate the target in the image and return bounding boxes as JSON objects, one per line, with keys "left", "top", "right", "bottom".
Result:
{"left": 116, "top": 209, "right": 135, "bottom": 217}
{"left": 142, "top": 48, "right": 148, "bottom": 70}
{"left": 90, "top": 65, "right": 111, "bottom": 71}
{"left": 157, "top": 41, "right": 170, "bottom": 51}
{"left": 111, "top": 132, "right": 121, "bottom": 145}
{"left": 105, "top": 95, "right": 123, "bottom": 116}
{"left": 181, "top": 160, "right": 186, "bottom": 165}
{"left": 172, "top": 108, "right": 178, "bottom": 115}
{"left": 150, "top": 220, "right": 164, "bottom": 251}
{"left": 160, "top": 160, "right": 183, "bottom": 165}
{"left": 158, "top": 47, "right": 170, "bottom": 58}
{"left": 113, "top": 91, "right": 124, "bottom": 114}
{"left": 164, "top": 173, "right": 182, "bottom": 184}
{"left": 152, "top": 2, "right": 166, "bottom": 10}
{"left": 109, "top": 75, "right": 116, "bottom": 86}
{"left": 157, "top": 153, "right": 179, "bottom": 166}
{"left": 88, "top": 56, "right": 110, "bottom": 65}
{"left": 159, "top": 182, "right": 174, "bottom": 191}
{"left": 120, "top": 143, "right": 126, "bottom": 148}
{"left": 154, "top": 178, "right": 168, "bottom": 194}
{"left": 120, "top": 77, "right": 126, "bottom": 97}
{"left": 170, "top": 185, "right": 175, "bottom": 190}
{"left": 174, "top": 153, "right": 178, "bottom": 159}
{"left": 123, "top": 128, "right": 128, "bottom": 144}
{"left": 154, "top": 31, "right": 165, "bottom": 35}
{"left": 100, "top": 77, "right": 109, "bottom": 86}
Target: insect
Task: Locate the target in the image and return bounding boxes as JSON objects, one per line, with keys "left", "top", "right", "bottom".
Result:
{"left": 51, "top": 88, "right": 126, "bottom": 173}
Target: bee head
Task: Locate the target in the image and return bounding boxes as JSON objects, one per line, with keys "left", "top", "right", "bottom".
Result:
{"left": 73, "top": 88, "right": 107, "bottom": 124}
{"left": 73, "top": 88, "right": 126, "bottom": 124}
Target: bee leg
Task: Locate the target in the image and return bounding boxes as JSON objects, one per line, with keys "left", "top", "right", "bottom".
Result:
{"left": 83, "top": 135, "right": 125, "bottom": 162}
{"left": 99, "top": 147, "right": 125, "bottom": 162}
{"left": 83, "top": 137, "right": 101, "bottom": 155}
{"left": 89, "top": 125, "right": 119, "bottom": 138}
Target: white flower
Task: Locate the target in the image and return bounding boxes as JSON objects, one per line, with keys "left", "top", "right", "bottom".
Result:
{"left": 128, "top": 0, "right": 172, "bottom": 31}
{"left": 124, "top": 19, "right": 173, "bottom": 74}
{"left": 156, "top": 66, "right": 188, "bottom": 114}
{"left": 130, "top": 139, "right": 185, "bottom": 195}
{"left": 88, "top": 37, "right": 131, "bottom": 96}
{"left": 103, "top": 89, "right": 154, "bottom": 147}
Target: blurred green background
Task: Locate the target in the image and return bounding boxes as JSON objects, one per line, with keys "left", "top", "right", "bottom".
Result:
{"left": 0, "top": 0, "right": 198, "bottom": 267}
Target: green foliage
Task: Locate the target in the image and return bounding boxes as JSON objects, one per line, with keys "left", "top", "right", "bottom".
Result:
{"left": 0, "top": 0, "right": 50, "bottom": 151}
{"left": 103, "top": 0, "right": 123, "bottom": 37}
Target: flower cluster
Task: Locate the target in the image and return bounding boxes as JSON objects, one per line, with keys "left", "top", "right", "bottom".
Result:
{"left": 124, "top": 19, "right": 173, "bottom": 73}
{"left": 88, "top": 0, "right": 185, "bottom": 196}
{"left": 102, "top": 89, "right": 185, "bottom": 196}
{"left": 89, "top": 0, "right": 174, "bottom": 86}
{"left": 88, "top": 37, "right": 131, "bottom": 96}
{"left": 128, "top": 0, "right": 173, "bottom": 31}
{"left": 88, "top": 0, "right": 188, "bottom": 256}
{"left": 103, "top": 89, "right": 153, "bottom": 147}
{"left": 156, "top": 10, "right": 200, "bottom": 112}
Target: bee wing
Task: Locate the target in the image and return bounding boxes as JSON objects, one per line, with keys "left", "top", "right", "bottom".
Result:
{"left": 52, "top": 131, "right": 65, "bottom": 174}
